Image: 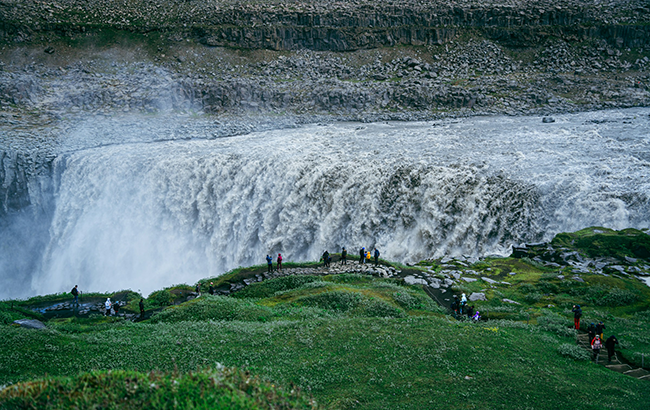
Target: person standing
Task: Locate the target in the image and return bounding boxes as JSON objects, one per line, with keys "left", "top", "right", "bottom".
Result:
{"left": 277, "top": 253, "right": 283, "bottom": 271}
{"left": 139, "top": 298, "right": 145, "bottom": 319}
{"left": 71, "top": 285, "right": 79, "bottom": 305}
{"left": 341, "top": 247, "right": 347, "bottom": 265}
{"left": 572, "top": 305, "right": 582, "bottom": 330}
{"left": 587, "top": 323, "right": 596, "bottom": 343}
{"left": 451, "top": 295, "right": 459, "bottom": 319}
{"left": 266, "top": 255, "right": 273, "bottom": 273}
{"left": 209, "top": 282, "right": 215, "bottom": 295}
{"left": 322, "top": 250, "right": 330, "bottom": 267}
{"left": 359, "top": 247, "right": 365, "bottom": 264}
{"left": 195, "top": 283, "right": 201, "bottom": 296}
{"left": 373, "top": 248, "right": 380, "bottom": 266}
{"left": 460, "top": 293, "right": 468, "bottom": 315}
{"left": 104, "top": 298, "right": 112, "bottom": 316}
{"left": 596, "top": 321, "right": 606, "bottom": 340}
{"left": 605, "top": 335, "right": 619, "bottom": 363}
{"left": 591, "top": 335, "right": 602, "bottom": 362}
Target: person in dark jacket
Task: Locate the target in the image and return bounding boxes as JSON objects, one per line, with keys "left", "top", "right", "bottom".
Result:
{"left": 71, "top": 285, "right": 79, "bottom": 305}
{"left": 341, "top": 247, "right": 347, "bottom": 265}
{"left": 572, "top": 305, "right": 582, "bottom": 330}
{"left": 139, "top": 298, "right": 145, "bottom": 318}
{"left": 451, "top": 296, "right": 459, "bottom": 319}
{"left": 195, "top": 283, "right": 201, "bottom": 296}
{"left": 359, "top": 247, "right": 365, "bottom": 264}
{"left": 587, "top": 323, "right": 596, "bottom": 343}
{"left": 322, "top": 250, "right": 330, "bottom": 267}
{"left": 595, "top": 321, "right": 606, "bottom": 340}
{"left": 373, "top": 248, "right": 380, "bottom": 266}
{"left": 209, "top": 282, "right": 215, "bottom": 295}
{"left": 605, "top": 335, "right": 619, "bottom": 363}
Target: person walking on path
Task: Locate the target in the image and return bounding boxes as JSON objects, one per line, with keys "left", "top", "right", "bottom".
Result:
{"left": 341, "top": 247, "right": 347, "bottom": 265}
{"left": 359, "top": 247, "right": 365, "bottom": 264}
{"left": 195, "top": 283, "right": 201, "bottom": 296}
{"left": 139, "top": 298, "right": 145, "bottom": 319}
{"left": 572, "top": 305, "right": 582, "bottom": 330}
{"left": 71, "top": 285, "right": 79, "bottom": 305}
{"left": 209, "top": 282, "right": 215, "bottom": 295}
{"left": 596, "top": 321, "right": 606, "bottom": 340}
{"left": 460, "top": 293, "right": 468, "bottom": 315}
{"left": 277, "top": 253, "right": 283, "bottom": 271}
{"left": 605, "top": 335, "right": 619, "bottom": 363}
{"left": 104, "top": 298, "right": 112, "bottom": 316}
{"left": 266, "top": 255, "right": 273, "bottom": 273}
{"left": 451, "top": 295, "right": 459, "bottom": 319}
{"left": 373, "top": 248, "right": 380, "bottom": 266}
{"left": 591, "top": 334, "right": 602, "bottom": 362}
{"left": 587, "top": 323, "right": 596, "bottom": 343}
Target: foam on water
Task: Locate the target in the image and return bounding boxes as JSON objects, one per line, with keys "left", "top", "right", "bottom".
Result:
{"left": 3, "top": 108, "right": 650, "bottom": 298}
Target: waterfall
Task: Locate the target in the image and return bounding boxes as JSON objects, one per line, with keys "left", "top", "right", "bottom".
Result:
{"left": 2, "top": 109, "right": 649, "bottom": 298}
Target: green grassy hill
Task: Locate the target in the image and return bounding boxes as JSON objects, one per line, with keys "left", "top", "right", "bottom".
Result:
{"left": 1, "top": 228, "right": 649, "bottom": 409}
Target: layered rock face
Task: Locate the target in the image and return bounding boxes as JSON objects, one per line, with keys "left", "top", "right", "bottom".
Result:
{"left": 2, "top": 0, "right": 650, "bottom": 50}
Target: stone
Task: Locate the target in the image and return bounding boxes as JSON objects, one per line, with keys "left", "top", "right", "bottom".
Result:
{"left": 481, "top": 277, "right": 497, "bottom": 284}
{"left": 469, "top": 292, "right": 487, "bottom": 302}
{"left": 13, "top": 319, "right": 46, "bottom": 329}
{"left": 625, "top": 256, "right": 638, "bottom": 263}
{"left": 461, "top": 277, "right": 478, "bottom": 283}
{"left": 428, "top": 278, "right": 442, "bottom": 288}
{"left": 404, "top": 276, "right": 427, "bottom": 285}
{"left": 502, "top": 298, "right": 520, "bottom": 305}
{"left": 572, "top": 276, "right": 585, "bottom": 282}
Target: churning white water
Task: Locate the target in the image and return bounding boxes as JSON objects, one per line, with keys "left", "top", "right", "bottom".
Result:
{"left": 7, "top": 108, "right": 650, "bottom": 297}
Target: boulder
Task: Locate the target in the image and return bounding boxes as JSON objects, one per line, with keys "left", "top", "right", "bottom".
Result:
{"left": 481, "top": 277, "right": 497, "bottom": 284}
{"left": 13, "top": 319, "right": 46, "bottom": 329}
{"left": 404, "top": 276, "right": 427, "bottom": 285}
{"left": 462, "top": 277, "right": 478, "bottom": 283}
{"left": 469, "top": 292, "right": 487, "bottom": 302}
{"left": 502, "top": 298, "right": 520, "bottom": 305}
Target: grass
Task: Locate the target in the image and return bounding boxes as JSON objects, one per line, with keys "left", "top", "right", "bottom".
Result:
{"left": 1, "top": 227, "right": 649, "bottom": 409}
{"left": 0, "top": 367, "right": 317, "bottom": 410}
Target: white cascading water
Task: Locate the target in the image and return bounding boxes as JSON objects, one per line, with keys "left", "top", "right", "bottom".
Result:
{"left": 11, "top": 109, "right": 650, "bottom": 297}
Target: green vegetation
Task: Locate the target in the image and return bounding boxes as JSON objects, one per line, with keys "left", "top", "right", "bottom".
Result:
{"left": 551, "top": 227, "right": 650, "bottom": 259}
{"left": 1, "top": 227, "right": 649, "bottom": 409}
{"left": 0, "top": 367, "right": 316, "bottom": 410}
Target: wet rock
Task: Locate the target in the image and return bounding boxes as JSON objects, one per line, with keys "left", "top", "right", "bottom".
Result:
{"left": 469, "top": 292, "right": 487, "bottom": 302}
{"left": 13, "top": 319, "right": 46, "bottom": 329}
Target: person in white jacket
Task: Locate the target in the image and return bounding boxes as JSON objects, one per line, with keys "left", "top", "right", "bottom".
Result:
{"left": 460, "top": 293, "right": 468, "bottom": 314}
{"left": 105, "top": 298, "right": 112, "bottom": 316}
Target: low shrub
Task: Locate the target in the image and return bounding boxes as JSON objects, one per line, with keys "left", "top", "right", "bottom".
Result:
{"left": 598, "top": 287, "right": 638, "bottom": 306}
{"left": 538, "top": 313, "right": 577, "bottom": 338}
{"left": 0, "top": 311, "right": 12, "bottom": 325}
{"left": 148, "top": 289, "right": 173, "bottom": 307}
{"left": 150, "top": 296, "right": 276, "bottom": 323}
{"left": 361, "top": 299, "right": 405, "bottom": 318}
{"left": 558, "top": 343, "right": 591, "bottom": 361}
{"left": 296, "top": 291, "right": 362, "bottom": 312}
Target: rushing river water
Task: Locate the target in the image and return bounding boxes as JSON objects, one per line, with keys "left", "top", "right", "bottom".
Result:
{"left": 2, "top": 108, "right": 650, "bottom": 298}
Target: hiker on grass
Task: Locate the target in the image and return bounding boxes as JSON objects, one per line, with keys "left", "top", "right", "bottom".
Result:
{"left": 195, "top": 283, "right": 200, "bottom": 296}
{"left": 104, "top": 298, "right": 112, "bottom": 316}
{"left": 209, "top": 282, "right": 215, "bottom": 295}
{"left": 266, "top": 255, "right": 273, "bottom": 273}
{"left": 113, "top": 302, "right": 120, "bottom": 316}
{"left": 366, "top": 250, "right": 371, "bottom": 263}
{"left": 466, "top": 305, "right": 475, "bottom": 319}
{"left": 605, "top": 335, "right": 619, "bottom": 363}
{"left": 71, "top": 285, "right": 79, "bottom": 305}
{"left": 341, "top": 247, "right": 347, "bottom": 265}
{"left": 139, "top": 298, "right": 145, "bottom": 318}
{"left": 572, "top": 305, "right": 582, "bottom": 330}
{"left": 587, "top": 323, "right": 596, "bottom": 343}
{"left": 374, "top": 248, "right": 380, "bottom": 266}
{"left": 591, "top": 334, "right": 602, "bottom": 362}
{"left": 359, "top": 247, "right": 365, "bottom": 264}
{"left": 277, "top": 253, "right": 283, "bottom": 271}
{"left": 596, "top": 321, "right": 606, "bottom": 340}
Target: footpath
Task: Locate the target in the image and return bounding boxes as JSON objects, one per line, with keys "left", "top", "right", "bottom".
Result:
{"left": 576, "top": 333, "right": 650, "bottom": 381}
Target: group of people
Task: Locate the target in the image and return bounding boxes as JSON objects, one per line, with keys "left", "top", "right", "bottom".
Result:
{"left": 266, "top": 253, "right": 283, "bottom": 273}
{"left": 450, "top": 294, "right": 480, "bottom": 321}
{"left": 573, "top": 305, "right": 619, "bottom": 362}
{"left": 588, "top": 321, "right": 619, "bottom": 363}
{"left": 358, "top": 247, "right": 381, "bottom": 266}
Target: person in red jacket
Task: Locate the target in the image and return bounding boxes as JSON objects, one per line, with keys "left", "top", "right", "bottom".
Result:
{"left": 277, "top": 253, "right": 283, "bottom": 271}
{"left": 591, "top": 335, "right": 602, "bottom": 362}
